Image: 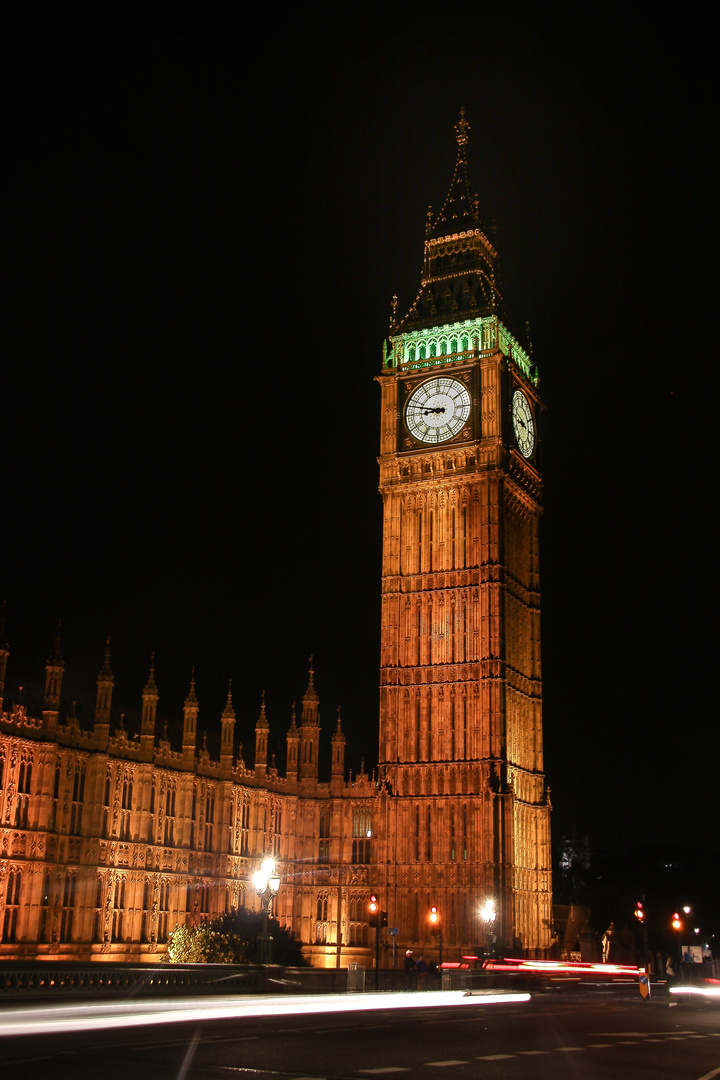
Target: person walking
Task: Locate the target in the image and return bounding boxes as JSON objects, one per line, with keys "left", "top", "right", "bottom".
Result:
{"left": 415, "top": 954, "right": 428, "bottom": 990}
{"left": 404, "top": 949, "right": 416, "bottom": 990}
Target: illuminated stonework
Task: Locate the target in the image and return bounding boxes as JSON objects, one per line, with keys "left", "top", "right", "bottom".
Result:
{"left": 373, "top": 110, "right": 552, "bottom": 955}
{"left": 0, "top": 112, "right": 552, "bottom": 967}
{"left": 0, "top": 638, "right": 377, "bottom": 967}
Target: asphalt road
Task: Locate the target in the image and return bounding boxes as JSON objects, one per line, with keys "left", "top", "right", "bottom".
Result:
{"left": 1, "top": 987, "right": 718, "bottom": 1079}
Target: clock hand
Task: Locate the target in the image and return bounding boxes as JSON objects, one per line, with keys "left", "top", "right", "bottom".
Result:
{"left": 423, "top": 407, "right": 446, "bottom": 415}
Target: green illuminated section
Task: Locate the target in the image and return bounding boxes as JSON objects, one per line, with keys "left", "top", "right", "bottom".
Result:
{"left": 384, "top": 316, "right": 537, "bottom": 384}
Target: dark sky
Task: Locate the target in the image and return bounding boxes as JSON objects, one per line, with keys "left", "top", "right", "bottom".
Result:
{"left": 6, "top": 8, "right": 717, "bottom": 854}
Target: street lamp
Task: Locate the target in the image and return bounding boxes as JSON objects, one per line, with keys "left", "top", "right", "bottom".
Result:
{"left": 429, "top": 905, "right": 442, "bottom": 968}
{"left": 253, "top": 857, "right": 281, "bottom": 965}
{"left": 480, "top": 898, "right": 497, "bottom": 956}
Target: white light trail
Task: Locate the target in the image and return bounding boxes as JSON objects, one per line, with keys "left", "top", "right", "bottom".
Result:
{"left": 0, "top": 990, "right": 530, "bottom": 1038}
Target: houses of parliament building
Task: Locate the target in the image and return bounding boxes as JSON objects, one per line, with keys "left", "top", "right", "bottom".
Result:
{"left": 0, "top": 113, "right": 553, "bottom": 967}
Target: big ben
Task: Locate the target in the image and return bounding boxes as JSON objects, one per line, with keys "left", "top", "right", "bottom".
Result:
{"left": 376, "top": 111, "right": 552, "bottom": 956}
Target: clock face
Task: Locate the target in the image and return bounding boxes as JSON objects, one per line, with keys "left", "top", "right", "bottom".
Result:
{"left": 512, "top": 389, "right": 535, "bottom": 458}
{"left": 405, "top": 377, "right": 471, "bottom": 444}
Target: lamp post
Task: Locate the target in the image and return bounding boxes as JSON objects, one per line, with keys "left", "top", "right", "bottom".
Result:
{"left": 480, "top": 898, "right": 497, "bottom": 957}
{"left": 429, "top": 905, "right": 443, "bottom": 968}
{"left": 253, "top": 857, "right": 281, "bottom": 965}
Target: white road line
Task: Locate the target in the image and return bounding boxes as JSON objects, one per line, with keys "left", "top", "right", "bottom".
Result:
{"left": 587, "top": 1043, "right": 613, "bottom": 1048}
{"left": 518, "top": 1049, "right": 550, "bottom": 1055}
{"left": 556, "top": 1046, "right": 584, "bottom": 1052}
{"left": 696, "top": 1068, "right": 720, "bottom": 1080}
{"left": 425, "top": 1061, "right": 468, "bottom": 1067}
{"left": 358, "top": 1069, "right": 410, "bottom": 1075}
{"left": 477, "top": 1054, "right": 514, "bottom": 1060}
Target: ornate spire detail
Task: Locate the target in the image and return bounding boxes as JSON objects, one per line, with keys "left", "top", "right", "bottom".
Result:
{"left": 288, "top": 701, "right": 299, "bottom": 735}
{"left": 185, "top": 667, "right": 198, "bottom": 706}
{"left": 303, "top": 656, "right": 319, "bottom": 705}
{"left": 393, "top": 109, "right": 503, "bottom": 334}
{"left": 48, "top": 620, "right": 63, "bottom": 667}
{"left": 99, "top": 638, "right": 113, "bottom": 682}
{"left": 144, "top": 653, "right": 158, "bottom": 695}
{"left": 455, "top": 105, "right": 470, "bottom": 149}
{"left": 222, "top": 679, "right": 235, "bottom": 720}
{"left": 256, "top": 689, "right": 269, "bottom": 728}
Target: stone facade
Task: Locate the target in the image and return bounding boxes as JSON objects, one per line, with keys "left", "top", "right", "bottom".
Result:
{"left": 0, "top": 113, "right": 552, "bottom": 966}
{"left": 0, "top": 643, "right": 377, "bottom": 967}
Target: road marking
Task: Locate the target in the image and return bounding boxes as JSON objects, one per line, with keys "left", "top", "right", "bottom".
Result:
{"left": 617, "top": 1040, "right": 639, "bottom": 1044}
{"left": 696, "top": 1068, "right": 720, "bottom": 1080}
{"left": 358, "top": 1070, "right": 410, "bottom": 1075}
{"left": 518, "top": 1049, "right": 550, "bottom": 1055}
{"left": 587, "top": 1043, "right": 613, "bottom": 1048}
{"left": 556, "top": 1046, "right": 584, "bottom": 1052}
{"left": 425, "top": 1061, "right": 468, "bottom": 1067}
{"left": 477, "top": 1054, "right": 514, "bottom": 1060}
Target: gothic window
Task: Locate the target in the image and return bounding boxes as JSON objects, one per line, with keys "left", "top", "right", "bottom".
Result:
{"left": 15, "top": 757, "right": 32, "bottom": 827}
{"left": 426, "top": 805, "right": 432, "bottom": 861}
{"left": 319, "top": 809, "right": 330, "bottom": 864}
{"left": 415, "top": 806, "right": 420, "bottom": 862}
{"left": 60, "top": 874, "right": 76, "bottom": 941}
{"left": 190, "top": 788, "right": 197, "bottom": 848}
{"left": 39, "top": 870, "right": 51, "bottom": 941}
{"left": 0, "top": 751, "right": 4, "bottom": 789}
{"left": 419, "top": 343, "right": 426, "bottom": 360}
{"left": 316, "top": 896, "right": 328, "bottom": 922}
{"left": 272, "top": 805, "right": 282, "bottom": 857}
{"left": 450, "top": 805, "right": 456, "bottom": 861}
{"left": 429, "top": 341, "right": 436, "bottom": 358}
{"left": 240, "top": 797, "right": 250, "bottom": 856}
{"left": 149, "top": 783, "right": 155, "bottom": 815}
{"left": 159, "top": 880, "right": 170, "bottom": 941}
{"left": 2, "top": 869, "right": 21, "bottom": 941}
{"left": 112, "top": 877, "right": 125, "bottom": 941}
{"left": 461, "top": 335, "right": 468, "bottom": 352}
{"left": 141, "top": 879, "right": 151, "bottom": 942}
{"left": 199, "top": 883, "right": 210, "bottom": 914}
{"left": 351, "top": 807, "right": 371, "bottom": 864}
{"left": 93, "top": 876, "right": 104, "bottom": 942}
{"left": 408, "top": 345, "right": 415, "bottom": 363}
{"left": 71, "top": 766, "right": 85, "bottom": 835}
{"left": 204, "top": 792, "right": 215, "bottom": 851}
{"left": 451, "top": 337, "right": 458, "bottom": 354}
{"left": 164, "top": 784, "right": 176, "bottom": 847}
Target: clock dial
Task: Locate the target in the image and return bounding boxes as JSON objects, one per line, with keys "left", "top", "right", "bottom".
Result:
{"left": 512, "top": 389, "right": 535, "bottom": 458}
{"left": 405, "top": 377, "right": 471, "bottom": 444}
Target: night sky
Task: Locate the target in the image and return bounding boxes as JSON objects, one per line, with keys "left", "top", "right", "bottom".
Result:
{"left": 6, "top": 9, "right": 717, "bottom": 856}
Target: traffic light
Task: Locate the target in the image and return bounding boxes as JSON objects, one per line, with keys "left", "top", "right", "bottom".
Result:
{"left": 672, "top": 912, "right": 683, "bottom": 931}
{"left": 429, "top": 905, "right": 440, "bottom": 934}
{"left": 380, "top": 910, "right": 388, "bottom": 928}
{"left": 368, "top": 894, "right": 379, "bottom": 928}
{"left": 634, "top": 901, "right": 645, "bottom": 922}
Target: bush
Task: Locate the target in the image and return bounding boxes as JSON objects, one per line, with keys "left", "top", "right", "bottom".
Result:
{"left": 167, "top": 907, "right": 309, "bottom": 966}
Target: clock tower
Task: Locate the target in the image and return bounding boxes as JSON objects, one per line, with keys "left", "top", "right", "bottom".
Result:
{"left": 376, "top": 111, "right": 552, "bottom": 954}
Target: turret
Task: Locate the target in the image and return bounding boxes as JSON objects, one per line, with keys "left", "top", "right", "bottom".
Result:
{"left": 220, "top": 680, "right": 235, "bottom": 774}
{"left": 285, "top": 704, "right": 299, "bottom": 782}
{"left": 0, "top": 601, "right": 8, "bottom": 713}
{"left": 331, "top": 706, "right": 346, "bottom": 793}
{"left": 254, "top": 691, "right": 268, "bottom": 778}
{"left": 140, "top": 655, "right": 158, "bottom": 758}
{"left": 299, "top": 658, "right": 320, "bottom": 781}
{"left": 182, "top": 669, "right": 199, "bottom": 764}
{"left": 43, "top": 624, "right": 64, "bottom": 737}
{"left": 94, "top": 638, "right": 113, "bottom": 747}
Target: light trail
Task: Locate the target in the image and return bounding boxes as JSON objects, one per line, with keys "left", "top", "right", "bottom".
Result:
{"left": 0, "top": 990, "right": 530, "bottom": 1038}
{"left": 670, "top": 985, "right": 720, "bottom": 1000}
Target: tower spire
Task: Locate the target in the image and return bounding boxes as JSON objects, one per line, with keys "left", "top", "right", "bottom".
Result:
{"left": 392, "top": 108, "right": 502, "bottom": 334}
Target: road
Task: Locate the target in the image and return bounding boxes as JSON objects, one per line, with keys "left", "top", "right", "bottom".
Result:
{"left": 0, "top": 986, "right": 718, "bottom": 1079}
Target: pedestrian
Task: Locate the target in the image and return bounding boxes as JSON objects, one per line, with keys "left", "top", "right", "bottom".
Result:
{"left": 404, "top": 949, "right": 416, "bottom": 990}
{"left": 416, "top": 954, "right": 428, "bottom": 990}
